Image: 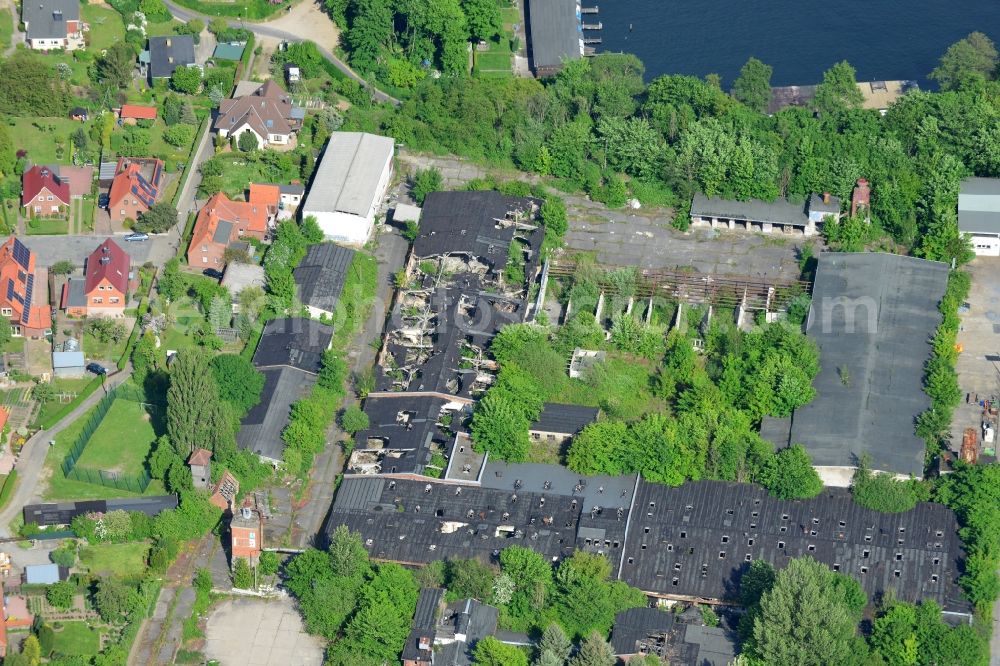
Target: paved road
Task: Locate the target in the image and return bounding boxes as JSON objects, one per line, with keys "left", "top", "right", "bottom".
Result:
{"left": 0, "top": 367, "right": 132, "bottom": 537}
{"left": 162, "top": 0, "right": 401, "bottom": 106}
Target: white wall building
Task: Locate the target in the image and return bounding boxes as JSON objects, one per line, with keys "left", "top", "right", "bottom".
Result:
{"left": 959, "top": 177, "right": 1000, "bottom": 257}
{"left": 302, "top": 132, "right": 395, "bottom": 245}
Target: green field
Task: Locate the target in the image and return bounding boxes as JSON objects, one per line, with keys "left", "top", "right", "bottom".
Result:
{"left": 26, "top": 217, "right": 69, "bottom": 235}
{"left": 0, "top": 9, "right": 12, "bottom": 50}
{"left": 145, "top": 18, "right": 185, "bottom": 37}
{"left": 75, "top": 398, "right": 162, "bottom": 476}
{"left": 81, "top": 5, "right": 125, "bottom": 52}
{"left": 82, "top": 328, "right": 131, "bottom": 366}
{"left": 80, "top": 542, "right": 150, "bottom": 578}
{"left": 51, "top": 620, "right": 102, "bottom": 656}
{"left": 8, "top": 117, "right": 82, "bottom": 165}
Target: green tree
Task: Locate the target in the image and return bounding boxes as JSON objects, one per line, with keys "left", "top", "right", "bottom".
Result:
{"left": 45, "top": 580, "right": 75, "bottom": 609}
{"left": 471, "top": 390, "right": 530, "bottom": 462}
{"left": 0, "top": 122, "right": 15, "bottom": 177}
{"left": 210, "top": 354, "right": 265, "bottom": 416}
{"left": 170, "top": 66, "right": 202, "bottom": 94}
{"left": 163, "top": 123, "right": 195, "bottom": 147}
{"left": 751, "top": 557, "right": 865, "bottom": 666}
{"left": 94, "top": 579, "right": 142, "bottom": 623}
{"left": 0, "top": 51, "right": 72, "bottom": 117}
{"left": 536, "top": 623, "right": 572, "bottom": 664}
{"left": 139, "top": 0, "right": 170, "bottom": 21}
{"left": 411, "top": 167, "right": 443, "bottom": 205}
{"left": 49, "top": 259, "right": 75, "bottom": 275}
{"left": 233, "top": 557, "right": 254, "bottom": 588}
{"left": 259, "top": 550, "right": 279, "bottom": 576}
{"left": 166, "top": 350, "right": 232, "bottom": 456}
{"left": 22, "top": 635, "right": 41, "bottom": 666}
{"left": 96, "top": 43, "right": 137, "bottom": 90}
{"left": 473, "top": 636, "right": 529, "bottom": 666}
{"left": 569, "top": 631, "right": 616, "bottom": 666}
{"left": 929, "top": 32, "right": 998, "bottom": 90}
{"left": 462, "top": 0, "right": 503, "bottom": 41}
{"left": 813, "top": 61, "right": 864, "bottom": 115}
{"left": 732, "top": 57, "right": 773, "bottom": 112}
{"left": 761, "top": 444, "right": 822, "bottom": 499}
{"left": 135, "top": 201, "right": 178, "bottom": 234}
{"left": 340, "top": 404, "right": 370, "bottom": 434}
{"left": 158, "top": 258, "right": 184, "bottom": 301}
{"left": 445, "top": 558, "right": 496, "bottom": 601}
{"left": 237, "top": 130, "right": 259, "bottom": 152}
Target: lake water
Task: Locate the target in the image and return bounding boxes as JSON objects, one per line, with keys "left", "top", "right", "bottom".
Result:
{"left": 593, "top": 1, "right": 1000, "bottom": 88}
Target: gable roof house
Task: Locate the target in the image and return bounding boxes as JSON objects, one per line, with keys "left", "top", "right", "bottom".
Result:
{"left": 0, "top": 238, "right": 50, "bottom": 338}
{"left": 146, "top": 35, "right": 196, "bottom": 80}
{"left": 214, "top": 81, "right": 304, "bottom": 149}
{"left": 762, "top": 252, "right": 949, "bottom": 486}
{"left": 85, "top": 238, "right": 130, "bottom": 317}
{"left": 107, "top": 157, "right": 164, "bottom": 225}
{"left": 23, "top": 0, "right": 83, "bottom": 50}
{"left": 958, "top": 177, "right": 1000, "bottom": 256}
{"left": 293, "top": 243, "right": 356, "bottom": 319}
{"left": 238, "top": 317, "right": 333, "bottom": 464}
{"left": 22, "top": 165, "right": 70, "bottom": 216}
{"left": 187, "top": 192, "right": 273, "bottom": 268}
{"left": 302, "top": 132, "right": 395, "bottom": 245}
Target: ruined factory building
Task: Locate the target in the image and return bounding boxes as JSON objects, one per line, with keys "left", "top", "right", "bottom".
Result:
{"left": 762, "top": 252, "right": 948, "bottom": 486}
{"left": 327, "top": 469, "right": 970, "bottom": 619}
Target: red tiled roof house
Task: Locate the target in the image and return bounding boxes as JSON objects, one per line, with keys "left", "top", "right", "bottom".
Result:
{"left": 108, "top": 157, "right": 164, "bottom": 225}
{"left": 0, "top": 237, "right": 51, "bottom": 338}
{"left": 187, "top": 192, "right": 272, "bottom": 268}
{"left": 22, "top": 166, "right": 70, "bottom": 217}
{"left": 66, "top": 238, "right": 131, "bottom": 318}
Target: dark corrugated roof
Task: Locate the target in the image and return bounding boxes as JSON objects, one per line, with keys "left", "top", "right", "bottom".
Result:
{"left": 23, "top": 495, "right": 178, "bottom": 526}
{"left": 237, "top": 366, "right": 316, "bottom": 461}
{"left": 252, "top": 317, "right": 333, "bottom": 374}
{"left": 786, "top": 253, "right": 948, "bottom": 477}
{"left": 293, "top": 243, "right": 355, "bottom": 313}
{"left": 526, "top": 0, "right": 582, "bottom": 73}
{"left": 401, "top": 588, "right": 443, "bottom": 662}
{"left": 691, "top": 193, "right": 810, "bottom": 227}
{"left": 530, "top": 403, "right": 599, "bottom": 435}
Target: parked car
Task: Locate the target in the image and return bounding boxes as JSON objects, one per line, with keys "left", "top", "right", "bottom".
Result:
{"left": 98, "top": 193, "right": 109, "bottom": 208}
{"left": 86, "top": 362, "right": 108, "bottom": 376}
{"left": 124, "top": 232, "right": 149, "bottom": 242}
{"left": 202, "top": 268, "right": 224, "bottom": 280}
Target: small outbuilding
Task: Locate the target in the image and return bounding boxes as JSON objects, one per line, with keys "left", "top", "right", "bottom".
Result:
{"left": 23, "top": 564, "right": 67, "bottom": 585}
{"left": 959, "top": 177, "right": 1000, "bottom": 256}
{"left": 51, "top": 351, "right": 85, "bottom": 378}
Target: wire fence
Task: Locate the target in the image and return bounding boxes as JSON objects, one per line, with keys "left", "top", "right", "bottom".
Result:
{"left": 59, "top": 384, "right": 162, "bottom": 493}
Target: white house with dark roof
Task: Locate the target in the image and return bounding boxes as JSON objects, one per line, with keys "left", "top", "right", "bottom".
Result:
{"left": 23, "top": 0, "right": 82, "bottom": 50}
{"left": 302, "top": 132, "right": 395, "bottom": 245}
{"left": 958, "top": 177, "right": 1000, "bottom": 257}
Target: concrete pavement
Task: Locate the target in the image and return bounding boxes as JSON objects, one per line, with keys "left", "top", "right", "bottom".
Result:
{"left": 21, "top": 234, "right": 176, "bottom": 267}
{"left": 0, "top": 368, "right": 132, "bottom": 537}
{"left": 162, "top": 0, "right": 400, "bottom": 106}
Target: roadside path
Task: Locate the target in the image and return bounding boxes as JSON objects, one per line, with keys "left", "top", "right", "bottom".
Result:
{"left": 0, "top": 367, "right": 132, "bottom": 537}
{"left": 162, "top": 0, "right": 400, "bottom": 106}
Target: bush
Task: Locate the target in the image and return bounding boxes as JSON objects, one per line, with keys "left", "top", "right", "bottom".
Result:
{"left": 259, "top": 550, "right": 279, "bottom": 576}
{"left": 411, "top": 167, "right": 442, "bottom": 205}
{"left": 163, "top": 123, "right": 195, "bottom": 147}
{"left": 46, "top": 580, "right": 75, "bottom": 609}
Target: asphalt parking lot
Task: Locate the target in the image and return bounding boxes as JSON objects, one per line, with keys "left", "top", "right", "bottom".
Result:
{"left": 204, "top": 597, "right": 325, "bottom": 666}
{"left": 21, "top": 234, "right": 176, "bottom": 267}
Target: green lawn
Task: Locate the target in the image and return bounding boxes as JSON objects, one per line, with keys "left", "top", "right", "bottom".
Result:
{"left": 81, "top": 197, "right": 96, "bottom": 233}
{"left": 79, "top": 542, "right": 150, "bottom": 578}
{"left": 145, "top": 18, "right": 185, "bottom": 37}
{"left": 8, "top": 117, "right": 81, "bottom": 165}
{"left": 50, "top": 620, "right": 102, "bottom": 657}
{"left": 75, "top": 398, "right": 162, "bottom": 476}
{"left": 145, "top": 121, "right": 192, "bottom": 167}
{"left": 0, "top": 9, "right": 12, "bottom": 50}
{"left": 170, "top": 0, "right": 288, "bottom": 19}
{"left": 82, "top": 4, "right": 125, "bottom": 52}
{"left": 25, "top": 217, "right": 69, "bottom": 235}
{"left": 32, "top": 378, "right": 98, "bottom": 426}
{"left": 475, "top": 52, "right": 512, "bottom": 70}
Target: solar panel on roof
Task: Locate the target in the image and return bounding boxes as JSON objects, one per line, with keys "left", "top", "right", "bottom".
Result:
{"left": 12, "top": 238, "right": 30, "bottom": 270}
{"left": 5, "top": 279, "right": 13, "bottom": 302}
{"left": 22, "top": 274, "right": 33, "bottom": 323}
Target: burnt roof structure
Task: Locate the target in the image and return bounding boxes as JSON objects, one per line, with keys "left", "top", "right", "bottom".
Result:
{"left": 764, "top": 253, "right": 949, "bottom": 483}
{"left": 252, "top": 317, "right": 333, "bottom": 374}
{"left": 325, "top": 469, "right": 971, "bottom": 617}
{"left": 24, "top": 495, "right": 178, "bottom": 527}
{"left": 401, "top": 588, "right": 443, "bottom": 664}
{"left": 620, "top": 480, "right": 969, "bottom": 615}
{"left": 530, "top": 403, "right": 599, "bottom": 435}
{"left": 402, "top": 590, "right": 504, "bottom": 666}
{"left": 413, "top": 191, "right": 540, "bottom": 270}
{"left": 610, "top": 608, "right": 737, "bottom": 665}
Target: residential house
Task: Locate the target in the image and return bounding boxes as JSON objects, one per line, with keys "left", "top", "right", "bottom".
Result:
{"left": 187, "top": 192, "right": 272, "bottom": 268}
{"left": 293, "top": 243, "right": 355, "bottom": 319}
{"left": 237, "top": 317, "right": 333, "bottom": 464}
{"left": 22, "top": 165, "right": 70, "bottom": 216}
{"left": 230, "top": 500, "right": 263, "bottom": 569}
{"left": 76, "top": 238, "right": 130, "bottom": 317}
{"left": 146, "top": 35, "right": 196, "bottom": 80}
{"left": 23, "top": 0, "right": 83, "bottom": 50}
{"left": 107, "top": 157, "right": 165, "bottom": 225}
{"left": 301, "top": 132, "right": 395, "bottom": 244}
{"left": 214, "top": 80, "right": 304, "bottom": 149}
{"left": 117, "top": 104, "right": 158, "bottom": 124}
{"left": 188, "top": 448, "right": 212, "bottom": 489}
{"left": 0, "top": 237, "right": 51, "bottom": 338}
{"left": 958, "top": 177, "right": 1000, "bottom": 256}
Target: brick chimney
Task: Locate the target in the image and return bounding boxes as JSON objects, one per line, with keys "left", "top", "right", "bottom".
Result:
{"left": 851, "top": 178, "right": 871, "bottom": 219}
{"left": 822, "top": 192, "right": 830, "bottom": 205}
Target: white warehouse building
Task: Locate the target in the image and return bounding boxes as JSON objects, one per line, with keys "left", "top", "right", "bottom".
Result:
{"left": 302, "top": 132, "right": 395, "bottom": 245}
{"left": 958, "top": 177, "right": 1000, "bottom": 257}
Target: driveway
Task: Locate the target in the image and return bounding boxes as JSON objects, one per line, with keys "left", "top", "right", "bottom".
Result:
{"left": 20, "top": 235, "right": 175, "bottom": 267}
